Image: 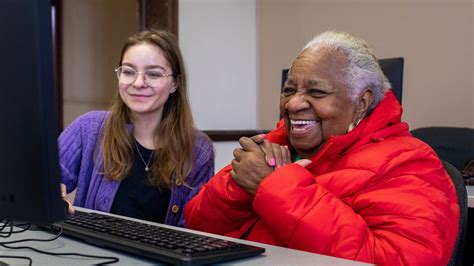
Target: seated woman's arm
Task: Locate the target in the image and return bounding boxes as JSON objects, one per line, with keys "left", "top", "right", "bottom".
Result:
{"left": 58, "top": 115, "right": 87, "bottom": 192}
{"left": 58, "top": 111, "right": 107, "bottom": 194}
{"left": 177, "top": 135, "right": 215, "bottom": 227}
{"left": 252, "top": 147, "right": 458, "bottom": 265}
{"left": 184, "top": 164, "right": 257, "bottom": 235}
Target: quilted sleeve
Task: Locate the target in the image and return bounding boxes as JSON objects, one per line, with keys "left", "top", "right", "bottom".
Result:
{"left": 184, "top": 165, "right": 257, "bottom": 235}
{"left": 253, "top": 158, "right": 458, "bottom": 265}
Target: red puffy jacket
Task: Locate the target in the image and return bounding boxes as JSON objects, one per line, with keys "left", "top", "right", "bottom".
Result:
{"left": 185, "top": 91, "right": 459, "bottom": 265}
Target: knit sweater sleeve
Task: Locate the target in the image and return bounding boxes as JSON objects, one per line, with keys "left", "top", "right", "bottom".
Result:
{"left": 176, "top": 133, "right": 215, "bottom": 227}
{"left": 58, "top": 111, "right": 107, "bottom": 193}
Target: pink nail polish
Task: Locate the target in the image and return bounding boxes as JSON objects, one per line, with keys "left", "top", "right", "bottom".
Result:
{"left": 259, "top": 134, "right": 266, "bottom": 138}
{"left": 270, "top": 158, "right": 276, "bottom": 166}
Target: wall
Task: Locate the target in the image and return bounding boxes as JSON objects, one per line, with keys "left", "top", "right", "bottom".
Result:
{"left": 62, "top": 1, "right": 473, "bottom": 171}
{"left": 257, "top": 0, "right": 473, "bottom": 130}
{"left": 62, "top": 0, "right": 137, "bottom": 126}
{"left": 179, "top": 0, "right": 257, "bottom": 130}
{"left": 179, "top": 0, "right": 257, "bottom": 170}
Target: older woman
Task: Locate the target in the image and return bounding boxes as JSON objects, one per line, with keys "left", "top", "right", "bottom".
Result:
{"left": 184, "top": 31, "right": 459, "bottom": 265}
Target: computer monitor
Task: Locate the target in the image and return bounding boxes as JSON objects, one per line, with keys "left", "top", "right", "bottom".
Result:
{"left": 0, "top": 0, "right": 64, "bottom": 224}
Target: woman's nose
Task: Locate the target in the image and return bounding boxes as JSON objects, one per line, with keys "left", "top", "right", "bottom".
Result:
{"left": 133, "top": 73, "right": 147, "bottom": 88}
{"left": 285, "top": 94, "right": 309, "bottom": 112}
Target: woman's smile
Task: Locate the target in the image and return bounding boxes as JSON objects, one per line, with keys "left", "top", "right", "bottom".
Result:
{"left": 290, "top": 119, "right": 320, "bottom": 136}
{"left": 128, "top": 93, "right": 152, "bottom": 99}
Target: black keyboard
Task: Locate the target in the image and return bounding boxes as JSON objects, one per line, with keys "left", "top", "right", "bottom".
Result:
{"left": 60, "top": 210, "right": 265, "bottom": 265}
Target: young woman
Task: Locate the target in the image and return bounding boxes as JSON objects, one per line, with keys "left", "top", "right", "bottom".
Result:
{"left": 59, "top": 29, "right": 214, "bottom": 227}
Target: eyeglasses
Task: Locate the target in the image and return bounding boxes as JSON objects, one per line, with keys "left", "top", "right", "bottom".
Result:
{"left": 115, "top": 66, "right": 174, "bottom": 87}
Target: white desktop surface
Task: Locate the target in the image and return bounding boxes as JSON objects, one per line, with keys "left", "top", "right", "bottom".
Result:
{"left": 466, "top": 185, "right": 474, "bottom": 208}
{"left": 0, "top": 208, "right": 370, "bottom": 265}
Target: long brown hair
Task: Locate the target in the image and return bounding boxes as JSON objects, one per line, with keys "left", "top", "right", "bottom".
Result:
{"left": 102, "top": 29, "right": 195, "bottom": 189}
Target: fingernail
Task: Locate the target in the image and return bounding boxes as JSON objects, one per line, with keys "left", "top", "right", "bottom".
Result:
{"left": 269, "top": 158, "right": 276, "bottom": 167}
{"left": 259, "top": 134, "right": 266, "bottom": 138}
{"left": 61, "top": 192, "right": 66, "bottom": 197}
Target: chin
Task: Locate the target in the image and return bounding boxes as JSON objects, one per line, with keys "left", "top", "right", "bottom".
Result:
{"left": 290, "top": 137, "right": 321, "bottom": 156}
{"left": 128, "top": 106, "right": 152, "bottom": 114}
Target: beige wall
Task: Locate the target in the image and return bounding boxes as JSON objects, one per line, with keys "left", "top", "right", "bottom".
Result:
{"left": 62, "top": 0, "right": 138, "bottom": 126}
{"left": 61, "top": 1, "right": 473, "bottom": 131}
{"left": 257, "top": 0, "right": 473, "bottom": 130}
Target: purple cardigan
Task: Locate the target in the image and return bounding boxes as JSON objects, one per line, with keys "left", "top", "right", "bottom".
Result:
{"left": 58, "top": 111, "right": 214, "bottom": 227}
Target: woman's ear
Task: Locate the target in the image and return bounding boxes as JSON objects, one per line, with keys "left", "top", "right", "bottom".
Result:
{"left": 356, "top": 88, "right": 374, "bottom": 119}
{"left": 170, "top": 76, "right": 179, "bottom": 93}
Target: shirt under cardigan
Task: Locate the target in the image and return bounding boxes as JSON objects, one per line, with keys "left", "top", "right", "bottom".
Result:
{"left": 110, "top": 140, "right": 171, "bottom": 223}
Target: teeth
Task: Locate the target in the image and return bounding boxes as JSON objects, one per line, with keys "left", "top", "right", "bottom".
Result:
{"left": 290, "top": 120, "right": 318, "bottom": 125}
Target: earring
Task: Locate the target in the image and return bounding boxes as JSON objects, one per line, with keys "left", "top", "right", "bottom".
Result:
{"left": 347, "top": 118, "right": 362, "bottom": 133}
{"left": 347, "top": 122, "right": 356, "bottom": 133}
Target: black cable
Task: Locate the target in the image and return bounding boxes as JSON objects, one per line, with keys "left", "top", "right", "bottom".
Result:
{"left": 0, "top": 255, "right": 32, "bottom": 266}
{"left": 0, "top": 219, "right": 7, "bottom": 229}
{"left": 0, "top": 223, "right": 119, "bottom": 265}
{"left": 0, "top": 224, "right": 61, "bottom": 245}
{"left": 0, "top": 221, "right": 33, "bottom": 265}
{"left": 1, "top": 244, "right": 119, "bottom": 265}
{"left": 12, "top": 221, "right": 32, "bottom": 229}
{"left": 18, "top": 223, "right": 43, "bottom": 232}
{"left": 0, "top": 221, "right": 31, "bottom": 235}
{"left": 0, "top": 220, "right": 13, "bottom": 238}
{"left": 0, "top": 219, "right": 9, "bottom": 231}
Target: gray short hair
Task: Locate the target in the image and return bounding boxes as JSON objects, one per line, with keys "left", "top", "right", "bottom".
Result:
{"left": 301, "top": 31, "right": 390, "bottom": 111}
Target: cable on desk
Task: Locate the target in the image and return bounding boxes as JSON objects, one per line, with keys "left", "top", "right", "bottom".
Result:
{"left": 0, "top": 220, "right": 11, "bottom": 238}
{"left": 0, "top": 222, "right": 119, "bottom": 265}
{"left": 1, "top": 220, "right": 32, "bottom": 237}
{"left": 0, "top": 223, "right": 61, "bottom": 245}
{"left": 0, "top": 220, "right": 33, "bottom": 265}
{"left": 2, "top": 244, "right": 119, "bottom": 265}
{"left": 0, "top": 255, "right": 32, "bottom": 266}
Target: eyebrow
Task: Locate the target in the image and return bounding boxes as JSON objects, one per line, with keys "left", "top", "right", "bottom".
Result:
{"left": 285, "top": 79, "right": 295, "bottom": 86}
{"left": 121, "top": 62, "right": 166, "bottom": 71}
{"left": 286, "top": 78, "right": 321, "bottom": 87}
{"left": 305, "top": 79, "right": 321, "bottom": 87}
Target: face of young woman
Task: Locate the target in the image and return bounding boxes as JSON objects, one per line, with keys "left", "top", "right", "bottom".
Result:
{"left": 118, "top": 43, "right": 177, "bottom": 121}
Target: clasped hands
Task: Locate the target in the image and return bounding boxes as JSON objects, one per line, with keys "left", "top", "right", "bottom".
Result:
{"left": 230, "top": 134, "right": 311, "bottom": 196}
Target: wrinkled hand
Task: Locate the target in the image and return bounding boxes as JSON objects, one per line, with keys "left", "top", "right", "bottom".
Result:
{"left": 230, "top": 137, "right": 274, "bottom": 196}
{"left": 250, "top": 134, "right": 312, "bottom": 168}
{"left": 250, "top": 134, "right": 291, "bottom": 168}
{"left": 60, "top": 183, "right": 75, "bottom": 214}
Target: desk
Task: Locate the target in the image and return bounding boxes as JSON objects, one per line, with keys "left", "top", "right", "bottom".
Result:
{"left": 466, "top": 185, "right": 474, "bottom": 208}
{"left": 0, "top": 210, "right": 369, "bottom": 265}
